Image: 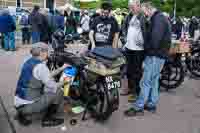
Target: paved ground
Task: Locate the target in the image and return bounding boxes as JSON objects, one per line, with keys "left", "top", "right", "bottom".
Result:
{"left": 1, "top": 44, "right": 200, "bottom": 133}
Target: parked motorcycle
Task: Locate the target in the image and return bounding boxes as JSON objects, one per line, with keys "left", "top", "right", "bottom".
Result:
{"left": 160, "top": 41, "right": 200, "bottom": 90}
{"left": 47, "top": 30, "right": 126, "bottom": 121}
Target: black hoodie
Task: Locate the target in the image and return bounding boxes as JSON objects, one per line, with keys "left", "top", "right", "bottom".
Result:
{"left": 144, "top": 11, "right": 171, "bottom": 59}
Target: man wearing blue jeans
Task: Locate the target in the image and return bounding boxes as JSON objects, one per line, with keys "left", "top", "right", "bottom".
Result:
{"left": 0, "top": 9, "right": 16, "bottom": 51}
{"left": 32, "top": 32, "right": 40, "bottom": 44}
{"left": 29, "top": 5, "right": 43, "bottom": 44}
{"left": 4, "top": 32, "right": 15, "bottom": 51}
{"left": 124, "top": 2, "right": 172, "bottom": 116}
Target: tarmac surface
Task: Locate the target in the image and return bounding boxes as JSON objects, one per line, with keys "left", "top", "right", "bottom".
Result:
{"left": 0, "top": 43, "right": 200, "bottom": 133}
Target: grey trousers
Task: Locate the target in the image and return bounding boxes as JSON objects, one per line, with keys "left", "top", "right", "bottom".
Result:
{"left": 17, "top": 89, "right": 63, "bottom": 115}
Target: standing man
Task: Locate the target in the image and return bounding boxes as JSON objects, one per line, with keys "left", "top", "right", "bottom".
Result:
{"left": 124, "top": 2, "right": 171, "bottom": 116}
{"left": 64, "top": 6, "right": 77, "bottom": 36}
{"left": 39, "top": 9, "right": 51, "bottom": 44}
{"left": 80, "top": 10, "right": 90, "bottom": 43}
{"left": 29, "top": 5, "right": 43, "bottom": 44}
{"left": 120, "top": 0, "right": 146, "bottom": 102}
{"left": 0, "top": 9, "right": 16, "bottom": 51}
{"left": 20, "top": 12, "right": 31, "bottom": 44}
{"left": 89, "top": 2, "right": 119, "bottom": 49}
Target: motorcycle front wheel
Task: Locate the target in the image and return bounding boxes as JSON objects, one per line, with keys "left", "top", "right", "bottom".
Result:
{"left": 186, "top": 49, "right": 200, "bottom": 77}
{"left": 89, "top": 80, "right": 119, "bottom": 121}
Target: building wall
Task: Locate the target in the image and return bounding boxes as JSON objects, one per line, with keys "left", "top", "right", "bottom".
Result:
{"left": 0, "top": 0, "right": 68, "bottom": 8}
{"left": 0, "top": 0, "right": 16, "bottom": 7}
{"left": 22, "top": 0, "right": 44, "bottom": 8}
{"left": 56, "top": 0, "right": 67, "bottom": 7}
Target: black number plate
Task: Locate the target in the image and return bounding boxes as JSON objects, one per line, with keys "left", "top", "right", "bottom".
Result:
{"left": 105, "top": 76, "right": 121, "bottom": 90}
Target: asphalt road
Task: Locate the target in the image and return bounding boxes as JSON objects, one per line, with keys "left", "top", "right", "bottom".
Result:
{"left": 0, "top": 45, "right": 200, "bottom": 133}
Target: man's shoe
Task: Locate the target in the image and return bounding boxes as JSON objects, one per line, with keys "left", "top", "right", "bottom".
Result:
{"left": 144, "top": 105, "right": 157, "bottom": 113}
{"left": 124, "top": 108, "right": 144, "bottom": 117}
{"left": 42, "top": 117, "right": 64, "bottom": 127}
{"left": 16, "top": 113, "right": 32, "bottom": 126}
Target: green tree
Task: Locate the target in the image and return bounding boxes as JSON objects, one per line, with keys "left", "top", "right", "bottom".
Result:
{"left": 111, "top": 0, "right": 200, "bottom": 17}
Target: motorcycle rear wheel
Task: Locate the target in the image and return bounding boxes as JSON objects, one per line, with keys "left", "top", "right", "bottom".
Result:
{"left": 160, "top": 60, "right": 185, "bottom": 90}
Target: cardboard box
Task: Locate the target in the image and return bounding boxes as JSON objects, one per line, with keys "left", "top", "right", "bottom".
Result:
{"left": 170, "top": 41, "right": 191, "bottom": 54}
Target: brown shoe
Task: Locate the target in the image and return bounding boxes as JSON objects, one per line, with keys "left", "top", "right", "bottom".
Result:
{"left": 128, "top": 94, "right": 137, "bottom": 103}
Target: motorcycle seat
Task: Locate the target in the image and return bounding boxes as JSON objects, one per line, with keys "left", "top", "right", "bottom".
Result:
{"left": 92, "top": 47, "right": 123, "bottom": 60}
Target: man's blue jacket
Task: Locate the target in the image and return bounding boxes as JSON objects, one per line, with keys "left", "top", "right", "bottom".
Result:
{"left": 0, "top": 15, "right": 16, "bottom": 33}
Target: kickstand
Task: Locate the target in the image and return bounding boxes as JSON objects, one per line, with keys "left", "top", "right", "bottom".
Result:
{"left": 81, "top": 95, "right": 97, "bottom": 121}
{"left": 82, "top": 101, "right": 89, "bottom": 121}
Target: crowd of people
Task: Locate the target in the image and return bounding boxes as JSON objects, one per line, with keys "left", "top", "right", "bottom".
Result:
{"left": 172, "top": 16, "right": 200, "bottom": 41}
{"left": 0, "top": 0, "right": 198, "bottom": 128}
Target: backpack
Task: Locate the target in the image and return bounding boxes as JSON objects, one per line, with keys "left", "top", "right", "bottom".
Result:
{"left": 20, "top": 15, "right": 28, "bottom": 25}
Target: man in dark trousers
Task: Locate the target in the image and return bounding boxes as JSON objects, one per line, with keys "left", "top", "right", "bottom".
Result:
{"left": 120, "top": 0, "right": 146, "bottom": 103}
{"left": 124, "top": 2, "right": 171, "bottom": 116}
{"left": 20, "top": 12, "right": 31, "bottom": 44}
{"left": 29, "top": 5, "right": 43, "bottom": 44}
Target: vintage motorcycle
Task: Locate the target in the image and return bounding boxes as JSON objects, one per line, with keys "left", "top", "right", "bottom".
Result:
{"left": 160, "top": 40, "right": 200, "bottom": 90}
{"left": 47, "top": 29, "right": 126, "bottom": 121}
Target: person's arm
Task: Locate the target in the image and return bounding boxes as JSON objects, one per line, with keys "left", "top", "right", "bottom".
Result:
{"left": 89, "top": 17, "right": 98, "bottom": 50}
{"left": 112, "top": 17, "right": 120, "bottom": 48}
{"left": 112, "top": 32, "right": 119, "bottom": 48}
{"left": 89, "top": 30, "right": 95, "bottom": 49}
{"left": 121, "top": 15, "right": 129, "bottom": 39}
{"left": 80, "top": 16, "right": 85, "bottom": 25}
{"left": 34, "top": 63, "right": 68, "bottom": 93}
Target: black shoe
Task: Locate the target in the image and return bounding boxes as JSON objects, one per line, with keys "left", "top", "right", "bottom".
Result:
{"left": 42, "top": 118, "right": 64, "bottom": 127}
{"left": 124, "top": 108, "right": 144, "bottom": 117}
{"left": 144, "top": 105, "right": 157, "bottom": 113}
{"left": 16, "top": 113, "right": 32, "bottom": 126}
{"left": 10, "top": 49, "right": 16, "bottom": 51}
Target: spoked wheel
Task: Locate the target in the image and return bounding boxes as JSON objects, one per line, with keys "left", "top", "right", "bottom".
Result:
{"left": 160, "top": 60, "right": 185, "bottom": 90}
{"left": 89, "top": 81, "right": 119, "bottom": 121}
{"left": 186, "top": 49, "right": 200, "bottom": 77}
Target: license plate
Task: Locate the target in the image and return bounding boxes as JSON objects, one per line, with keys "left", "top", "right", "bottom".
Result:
{"left": 105, "top": 76, "right": 121, "bottom": 90}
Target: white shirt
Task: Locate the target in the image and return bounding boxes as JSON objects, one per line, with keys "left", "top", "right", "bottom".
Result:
{"left": 125, "top": 15, "right": 144, "bottom": 51}
{"left": 81, "top": 15, "right": 90, "bottom": 32}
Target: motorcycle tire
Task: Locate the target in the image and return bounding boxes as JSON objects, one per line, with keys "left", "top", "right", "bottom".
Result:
{"left": 160, "top": 60, "right": 185, "bottom": 90}
{"left": 92, "top": 81, "right": 119, "bottom": 121}
{"left": 186, "top": 48, "right": 200, "bottom": 78}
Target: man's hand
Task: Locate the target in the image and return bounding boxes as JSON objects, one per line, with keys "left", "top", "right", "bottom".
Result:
{"left": 50, "top": 64, "right": 71, "bottom": 78}
{"left": 61, "top": 64, "right": 71, "bottom": 70}
{"left": 112, "top": 33, "right": 119, "bottom": 48}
